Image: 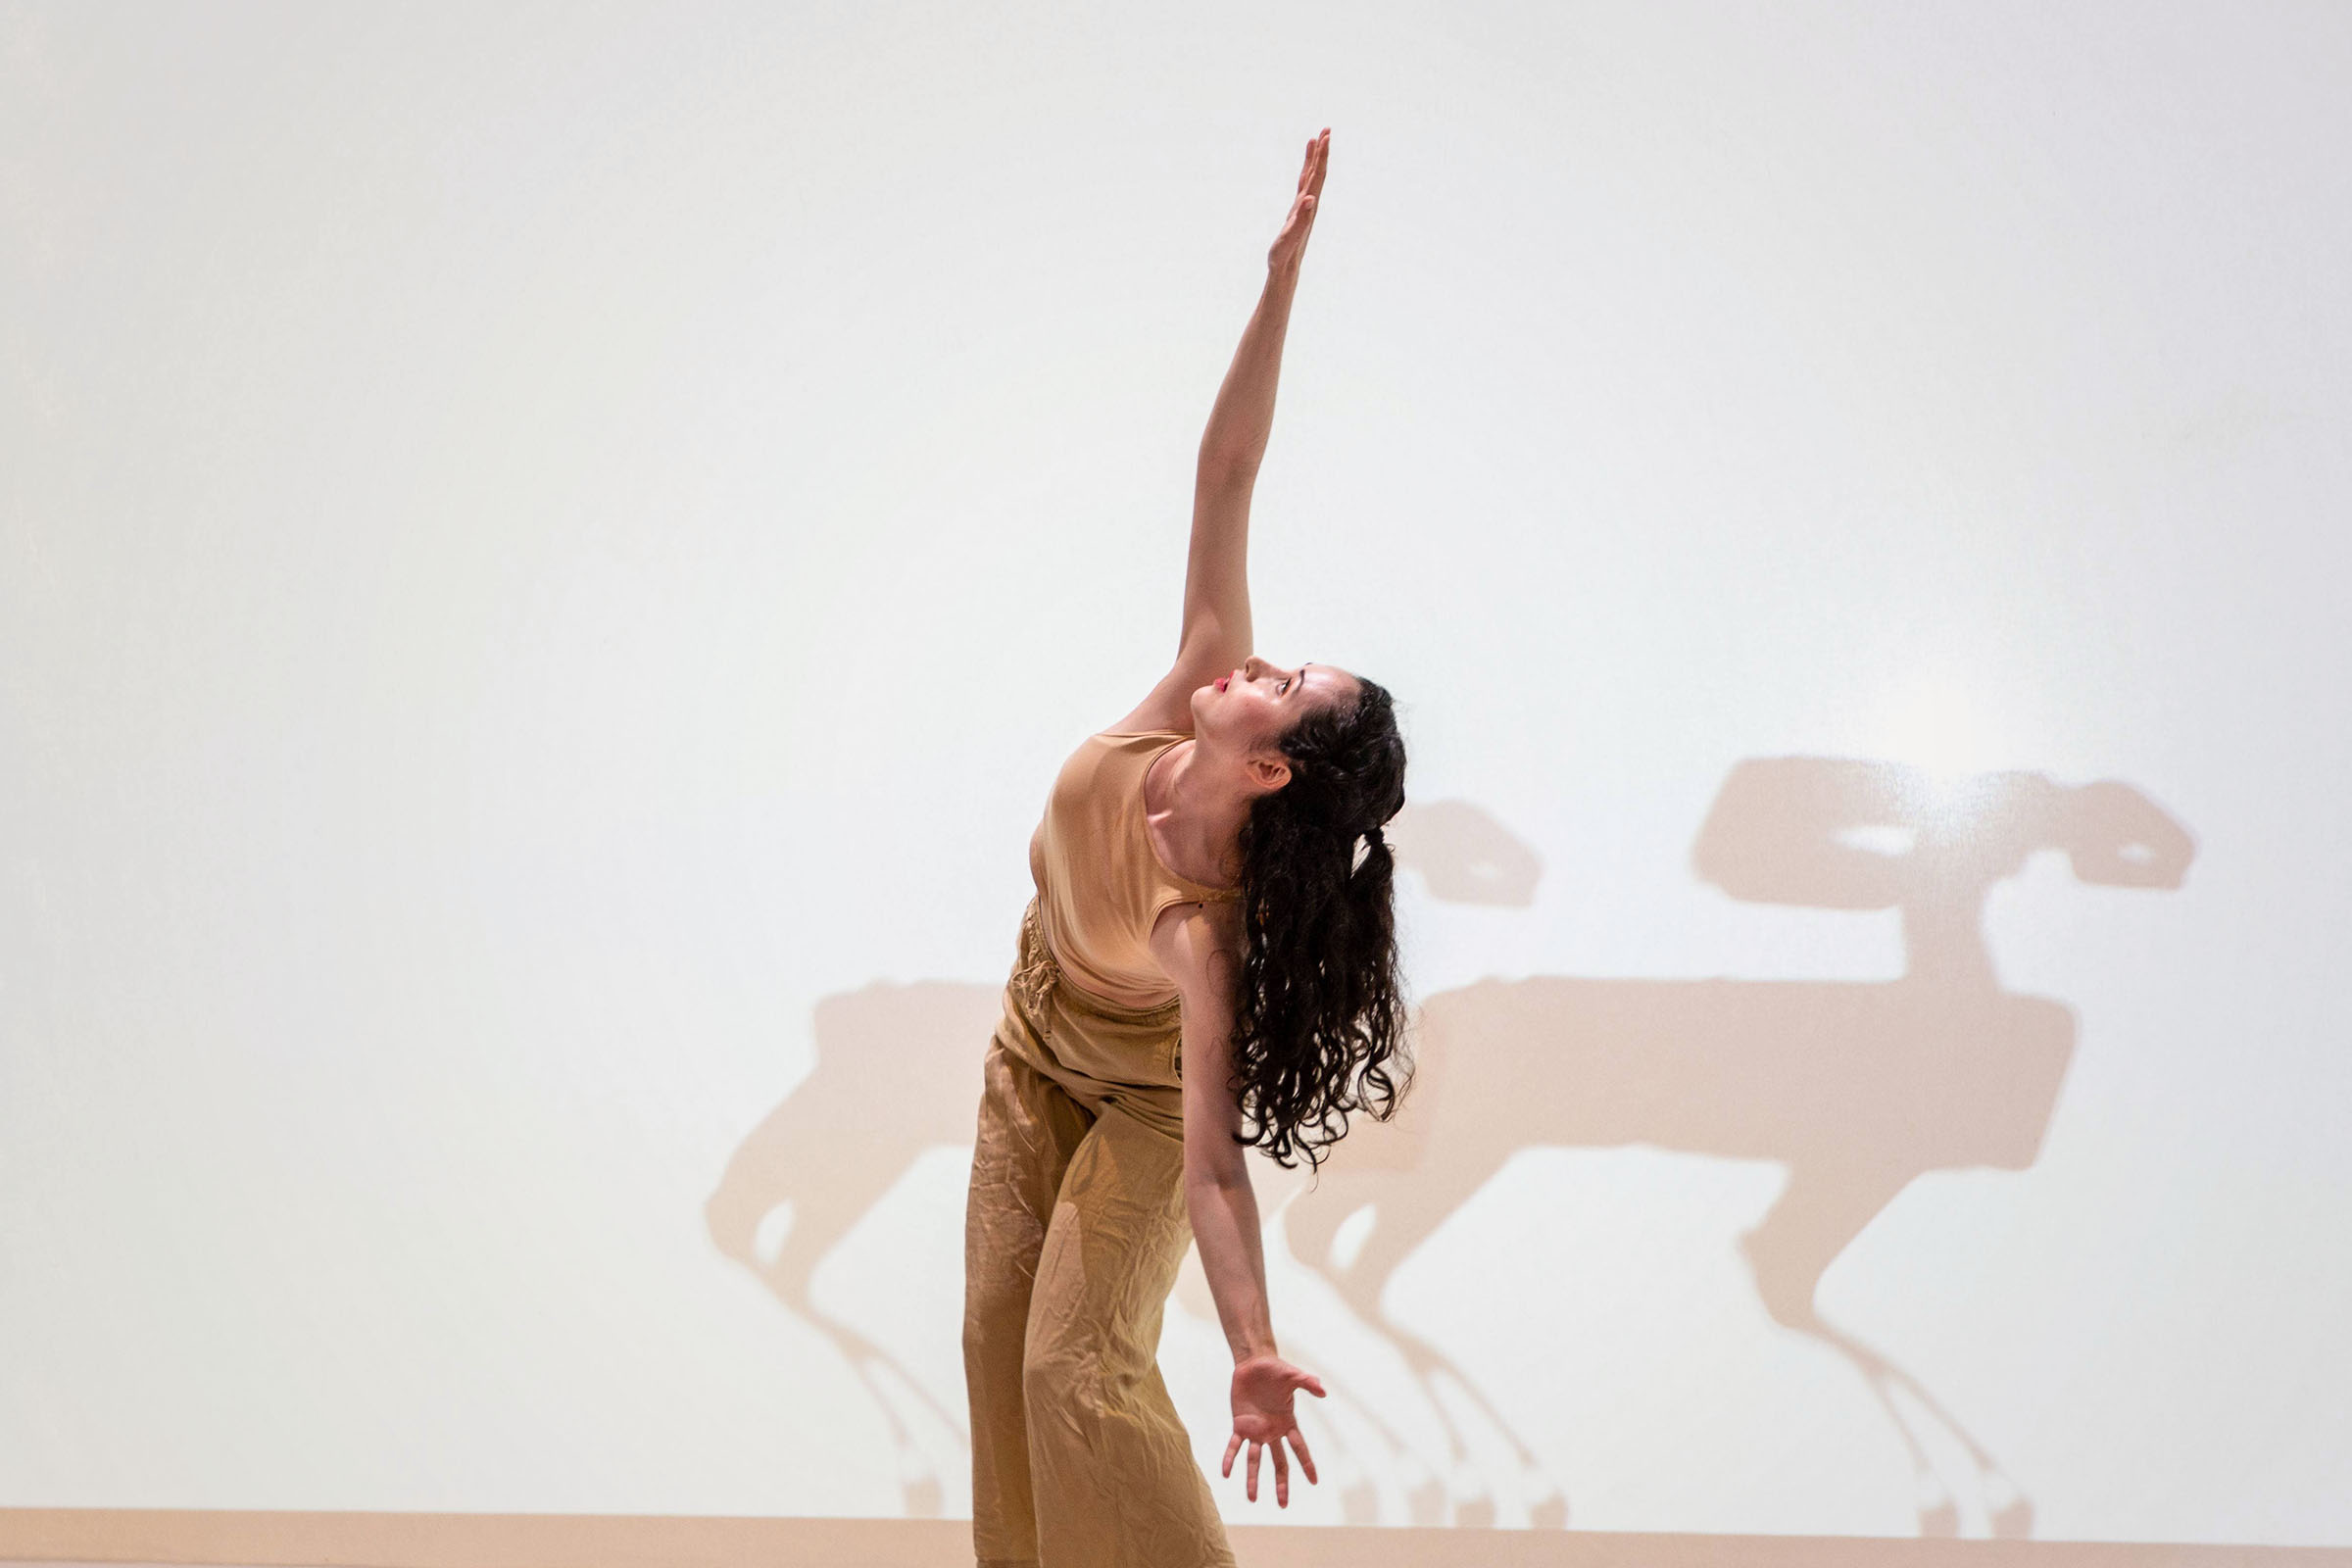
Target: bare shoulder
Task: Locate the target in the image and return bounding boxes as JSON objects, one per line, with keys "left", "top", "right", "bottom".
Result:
{"left": 1109, "top": 635, "right": 1242, "bottom": 736}
{"left": 1109, "top": 669, "right": 1204, "bottom": 738}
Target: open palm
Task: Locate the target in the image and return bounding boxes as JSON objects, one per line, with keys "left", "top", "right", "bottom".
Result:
{"left": 1222, "top": 1353, "right": 1325, "bottom": 1507}
{"left": 1267, "top": 127, "right": 1329, "bottom": 275}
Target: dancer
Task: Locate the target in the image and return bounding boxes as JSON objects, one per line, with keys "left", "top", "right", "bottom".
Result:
{"left": 962, "top": 128, "right": 1411, "bottom": 1568}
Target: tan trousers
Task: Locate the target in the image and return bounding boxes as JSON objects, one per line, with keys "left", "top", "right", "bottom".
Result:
{"left": 963, "top": 902, "right": 1236, "bottom": 1568}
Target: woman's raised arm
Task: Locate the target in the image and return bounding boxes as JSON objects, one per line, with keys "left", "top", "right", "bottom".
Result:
{"left": 1113, "top": 129, "right": 1329, "bottom": 735}
{"left": 1185, "top": 129, "right": 1329, "bottom": 652}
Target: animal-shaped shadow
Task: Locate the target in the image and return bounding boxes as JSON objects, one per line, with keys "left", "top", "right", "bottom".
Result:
{"left": 1271, "top": 762, "right": 2194, "bottom": 1536}
{"left": 704, "top": 978, "right": 1003, "bottom": 1515}
{"left": 703, "top": 758, "right": 2193, "bottom": 1534}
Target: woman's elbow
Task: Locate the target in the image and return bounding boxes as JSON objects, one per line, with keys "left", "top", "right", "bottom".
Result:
{"left": 1183, "top": 1146, "right": 1253, "bottom": 1200}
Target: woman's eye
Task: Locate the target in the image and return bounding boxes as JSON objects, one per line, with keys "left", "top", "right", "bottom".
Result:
{"left": 1280, "top": 678, "right": 1292, "bottom": 693}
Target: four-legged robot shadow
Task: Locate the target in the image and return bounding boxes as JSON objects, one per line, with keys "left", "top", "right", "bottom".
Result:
{"left": 704, "top": 756, "right": 2192, "bottom": 1535}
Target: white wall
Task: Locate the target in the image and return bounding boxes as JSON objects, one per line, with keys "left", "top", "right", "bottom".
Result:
{"left": 3, "top": 0, "right": 2346, "bottom": 1545}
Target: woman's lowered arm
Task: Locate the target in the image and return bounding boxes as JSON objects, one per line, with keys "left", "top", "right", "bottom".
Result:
{"left": 1154, "top": 903, "right": 1326, "bottom": 1508}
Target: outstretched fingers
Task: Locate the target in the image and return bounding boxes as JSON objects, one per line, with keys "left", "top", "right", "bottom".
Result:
{"left": 1226, "top": 1431, "right": 1320, "bottom": 1504}
{"left": 1269, "top": 129, "right": 1330, "bottom": 271}
{"left": 1293, "top": 129, "right": 1330, "bottom": 210}
{"left": 1290, "top": 1424, "right": 1319, "bottom": 1487}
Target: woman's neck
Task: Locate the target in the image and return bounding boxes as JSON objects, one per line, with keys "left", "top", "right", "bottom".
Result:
{"left": 1146, "top": 738, "right": 1253, "bottom": 890}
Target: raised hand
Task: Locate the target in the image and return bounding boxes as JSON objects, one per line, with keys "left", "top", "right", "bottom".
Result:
{"left": 1266, "top": 127, "right": 1330, "bottom": 276}
{"left": 1221, "top": 1352, "right": 1326, "bottom": 1506}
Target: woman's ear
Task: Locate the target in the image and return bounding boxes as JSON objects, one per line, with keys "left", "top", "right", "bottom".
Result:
{"left": 1248, "top": 753, "right": 1293, "bottom": 793}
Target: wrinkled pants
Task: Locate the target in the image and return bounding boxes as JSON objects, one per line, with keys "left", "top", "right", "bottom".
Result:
{"left": 963, "top": 901, "right": 1235, "bottom": 1568}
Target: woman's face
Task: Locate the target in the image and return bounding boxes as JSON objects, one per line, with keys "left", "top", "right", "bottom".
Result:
{"left": 1192, "top": 656, "right": 1357, "bottom": 765}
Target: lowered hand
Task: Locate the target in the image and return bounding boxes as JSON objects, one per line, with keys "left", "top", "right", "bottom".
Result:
{"left": 1223, "top": 1352, "right": 1325, "bottom": 1506}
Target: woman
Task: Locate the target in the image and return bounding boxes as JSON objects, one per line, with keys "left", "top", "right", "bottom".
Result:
{"left": 962, "top": 128, "right": 1411, "bottom": 1568}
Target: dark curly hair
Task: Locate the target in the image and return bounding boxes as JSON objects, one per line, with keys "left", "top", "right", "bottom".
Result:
{"left": 1228, "top": 674, "right": 1411, "bottom": 1170}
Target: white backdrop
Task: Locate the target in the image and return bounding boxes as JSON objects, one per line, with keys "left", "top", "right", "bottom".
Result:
{"left": 3, "top": 0, "right": 2348, "bottom": 1546}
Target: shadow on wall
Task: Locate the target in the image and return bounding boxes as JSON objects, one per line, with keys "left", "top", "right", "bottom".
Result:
{"left": 703, "top": 758, "right": 2193, "bottom": 1539}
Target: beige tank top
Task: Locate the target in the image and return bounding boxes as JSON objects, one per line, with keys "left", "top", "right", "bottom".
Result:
{"left": 1028, "top": 730, "right": 1241, "bottom": 1008}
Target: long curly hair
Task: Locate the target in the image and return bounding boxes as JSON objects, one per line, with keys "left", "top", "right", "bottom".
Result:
{"left": 1228, "top": 674, "right": 1411, "bottom": 1170}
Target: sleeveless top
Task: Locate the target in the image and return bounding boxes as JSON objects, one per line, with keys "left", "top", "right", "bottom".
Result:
{"left": 1027, "top": 730, "right": 1241, "bottom": 1008}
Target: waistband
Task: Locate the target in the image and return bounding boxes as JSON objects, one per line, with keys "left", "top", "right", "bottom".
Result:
{"left": 997, "top": 898, "right": 1187, "bottom": 1136}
